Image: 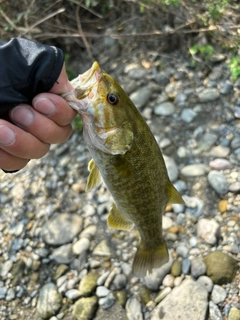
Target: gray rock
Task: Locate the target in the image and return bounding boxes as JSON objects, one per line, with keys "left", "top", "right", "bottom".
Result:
{"left": 197, "top": 218, "right": 219, "bottom": 245}
{"left": 176, "top": 245, "right": 189, "bottom": 258}
{"left": 198, "top": 89, "right": 220, "bottom": 102}
{"left": 155, "top": 72, "right": 170, "bottom": 86}
{"left": 42, "top": 213, "right": 83, "bottom": 245}
{"left": 154, "top": 102, "right": 175, "bottom": 116}
{"left": 220, "top": 81, "right": 233, "bottom": 95}
{"left": 128, "top": 68, "right": 148, "bottom": 80}
{"left": 126, "top": 296, "right": 143, "bottom": 320}
{"left": 183, "top": 196, "right": 204, "bottom": 217}
{"left": 162, "top": 274, "right": 175, "bottom": 287}
{"left": 65, "top": 289, "right": 81, "bottom": 300}
{"left": 182, "top": 259, "right": 191, "bottom": 274}
{"left": 6, "top": 288, "right": 15, "bottom": 301}
{"left": 96, "top": 286, "right": 110, "bottom": 298}
{"left": 197, "top": 276, "right": 213, "bottom": 293}
{"left": 37, "top": 283, "right": 62, "bottom": 319}
{"left": 181, "top": 109, "right": 197, "bottom": 122}
{"left": 191, "top": 257, "right": 207, "bottom": 278}
{"left": 111, "top": 274, "right": 127, "bottom": 290}
{"left": 203, "top": 251, "right": 238, "bottom": 284}
{"left": 210, "top": 145, "right": 230, "bottom": 158}
{"left": 209, "top": 158, "right": 231, "bottom": 170}
{"left": 211, "top": 284, "right": 227, "bottom": 304}
{"left": 209, "top": 301, "right": 223, "bottom": 320}
{"left": 72, "top": 238, "right": 90, "bottom": 255}
{"left": 163, "top": 156, "right": 179, "bottom": 182}
{"left": 129, "top": 87, "right": 152, "bottom": 109}
{"left": 51, "top": 244, "right": 75, "bottom": 264}
{"left": 231, "top": 137, "right": 240, "bottom": 149}
{"left": 92, "top": 240, "right": 112, "bottom": 257}
{"left": 72, "top": 296, "right": 98, "bottom": 320}
{"left": 229, "top": 182, "right": 240, "bottom": 193}
{"left": 208, "top": 170, "right": 228, "bottom": 195}
{"left": 181, "top": 164, "right": 207, "bottom": 177}
{"left": 0, "top": 260, "right": 13, "bottom": 278}
{"left": 0, "top": 287, "right": 7, "bottom": 299}
{"left": 95, "top": 302, "right": 127, "bottom": 320}
{"left": 151, "top": 279, "right": 208, "bottom": 320}
{"left": 99, "top": 292, "right": 115, "bottom": 309}
{"left": 234, "top": 106, "right": 240, "bottom": 118}
{"left": 198, "top": 133, "right": 218, "bottom": 151}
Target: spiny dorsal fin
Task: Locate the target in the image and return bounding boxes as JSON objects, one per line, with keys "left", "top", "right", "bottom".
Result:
{"left": 167, "top": 181, "right": 185, "bottom": 205}
{"left": 107, "top": 203, "right": 133, "bottom": 231}
{"left": 86, "top": 159, "right": 102, "bottom": 191}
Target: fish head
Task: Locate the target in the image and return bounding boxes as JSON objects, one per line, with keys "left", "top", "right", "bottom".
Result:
{"left": 64, "top": 62, "right": 135, "bottom": 155}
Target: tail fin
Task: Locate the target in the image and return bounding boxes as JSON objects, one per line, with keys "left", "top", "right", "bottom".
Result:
{"left": 132, "top": 241, "right": 169, "bottom": 277}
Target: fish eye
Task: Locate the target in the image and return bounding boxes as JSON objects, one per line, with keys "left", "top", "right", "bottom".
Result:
{"left": 107, "top": 93, "right": 119, "bottom": 105}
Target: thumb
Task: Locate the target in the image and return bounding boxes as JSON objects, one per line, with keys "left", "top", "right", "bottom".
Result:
{"left": 49, "top": 63, "right": 74, "bottom": 94}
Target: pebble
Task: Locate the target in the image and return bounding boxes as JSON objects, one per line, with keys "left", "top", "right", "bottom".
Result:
{"left": 51, "top": 244, "right": 74, "bottom": 264}
{"left": 37, "top": 283, "right": 62, "bottom": 319}
{"left": 72, "top": 296, "right": 98, "bottom": 320}
{"left": 163, "top": 156, "right": 179, "bottom": 182}
{"left": 151, "top": 279, "right": 208, "bottom": 319}
{"left": 129, "top": 87, "right": 152, "bottom": 109}
{"left": 234, "top": 106, "right": 240, "bottom": 118}
{"left": 154, "top": 102, "right": 175, "bottom": 116}
{"left": 125, "top": 296, "right": 143, "bottom": 320}
{"left": 209, "top": 158, "right": 231, "bottom": 170}
{"left": 162, "top": 216, "right": 173, "bottom": 230}
{"left": 154, "top": 287, "right": 172, "bottom": 304}
{"left": 209, "top": 301, "right": 223, "bottom": 320}
{"left": 182, "top": 258, "right": 191, "bottom": 275}
{"left": 96, "top": 286, "right": 110, "bottom": 298}
{"left": 198, "top": 89, "right": 220, "bottom": 102}
{"left": 197, "top": 276, "right": 213, "bottom": 293}
{"left": 228, "top": 307, "right": 240, "bottom": 320}
{"left": 72, "top": 237, "right": 90, "bottom": 255}
{"left": 162, "top": 274, "right": 175, "bottom": 287}
{"left": 0, "top": 260, "right": 13, "bottom": 278}
{"left": 176, "top": 244, "right": 189, "bottom": 258}
{"left": 78, "top": 272, "right": 99, "bottom": 296}
{"left": 111, "top": 274, "right": 127, "bottom": 290}
{"left": 208, "top": 170, "right": 229, "bottom": 195}
{"left": 65, "top": 289, "right": 81, "bottom": 300}
{"left": 181, "top": 109, "right": 197, "bottom": 122}
{"left": 93, "top": 240, "right": 112, "bottom": 257}
{"left": 197, "top": 218, "right": 219, "bottom": 245}
{"left": 181, "top": 164, "right": 207, "bottom": 177}
{"left": 0, "top": 287, "right": 7, "bottom": 299}
{"left": 211, "top": 285, "right": 227, "bottom": 304}
{"left": 41, "top": 213, "right": 83, "bottom": 245}
{"left": 220, "top": 81, "right": 233, "bottom": 95}
{"left": 98, "top": 292, "right": 115, "bottom": 309}
{"left": 171, "top": 260, "right": 182, "bottom": 277}
{"left": 198, "top": 132, "right": 218, "bottom": 151}
{"left": 191, "top": 257, "right": 207, "bottom": 278}
{"left": 210, "top": 145, "right": 230, "bottom": 158}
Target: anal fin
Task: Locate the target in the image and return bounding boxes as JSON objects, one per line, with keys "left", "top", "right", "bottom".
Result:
{"left": 86, "top": 159, "right": 102, "bottom": 191}
{"left": 107, "top": 203, "right": 133, "bottom": 231}
{"left": 167, "top": 181, "right": 185, "bottom": 205}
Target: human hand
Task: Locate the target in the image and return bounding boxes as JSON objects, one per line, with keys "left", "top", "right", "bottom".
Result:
{"left": 0, "top": 64, "right": 77, "bottom": 172}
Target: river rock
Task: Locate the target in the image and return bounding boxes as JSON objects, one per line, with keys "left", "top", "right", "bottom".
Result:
{"left": 41, "top": 213, "right": 83, "bottom": 245}
{"left": 37, "top": 283, "right": 62, "bottom": 319}
{"left": 95, "top": 302, "right": 127, "bottom": 320}
{"left": 197, "top": 276, "right": 213, "bottom": 293}
{"left": 78, "top": 272, "right": 99, "bottom": 296}
{"left": 197, "top": 218, "right": 219, "bottom": 245}
{"left": 51, "top": 244, "right": 75, "bottom": 264}
{"left": 203, "top": 251, "right": 238, "bottom": 284}
{"left": 208, "top": 170, "right": 229, "bottom": 195}
{"left": 154, "top": 102, "right": 175, "bottom": 116}
{"left": 191, "top": 257, "right": 207, "bottom": 278}
{"left": 72, "top": 296, "right": 98, "bottom": 320}
{"left": 129, "top": 87, "right": 152, "bottom": 109}
{"left": 211, "top": 284, "right": 227, "bottom": 304}
{"left": 209, "top": 301, "right": 223, "bottom": 320}
{"left": 126, "top": 296, "right": 143, "bottom": 320}
{"left": 228, "top": 307, "right": 240, "bottom": 320}
{"left": 151, "top": 279, "right": 208, "bottom": 319}
{"left": 181, "top": 164, "right": 207, "bottom": 177}
{"left": 198, "top": 89, "right": 220, "bottom": 102}
{"left": 209, "top": 158, "right": 231, "bottom": 170}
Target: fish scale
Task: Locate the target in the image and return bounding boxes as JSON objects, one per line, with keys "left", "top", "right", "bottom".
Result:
{"left": 63, "top": 61, "right": 185, "bottom": 277}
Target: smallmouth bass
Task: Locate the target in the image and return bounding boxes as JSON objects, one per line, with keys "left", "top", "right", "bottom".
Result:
{"left": 63, "top": 62, "right": 185, "bottom": 277}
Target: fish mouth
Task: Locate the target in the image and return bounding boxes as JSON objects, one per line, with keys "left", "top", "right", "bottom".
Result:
{"left": 62, "top": 61, "right": 102, "bottom": 112}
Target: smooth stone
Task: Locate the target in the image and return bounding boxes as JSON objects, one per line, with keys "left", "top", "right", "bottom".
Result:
{"left": 41, "top": 213, "right": 83, "bottom": 245}
{"left": 176, "top": 245, "right": 189, "bottom": 258}
{"left": 162, "top": 216, "right": 173, "bottom": 230}
{"left": 182, "top": 259, "right": 191, "bottom": 274}
{"left": 218, "top": 200, "right": 228, "bottom": 213}
{"left": 171, "top": 260, "right": 182, "bottom": 277}
{"left": 144, "top": 252, "right": 173, "bottom": 290}
{"left": 162, "top": 274, "right": 175, "bottom": 288}
{"left": 229, "top": 182, "right": 240, "bottom": 193}
{"left": 183, "top": 196, "right": 204, "bottom": 217}
{"left": 234, "top": 106, "right": 240, "bottom": 118}
{"left": 37, "top": 283, "right": 62, "bottom": 319}
{"left": 228, "top": 307, "right": 240, "bottom": 320}
{"left": 139, "top": 285, "right": 151, "bottom": 305}
{"left": 151, "top": 279, "right": 208, "bottom": 319}
{"left": 203, "top": 251, "right": 238, "bottom": 284}
{"left": 198, "top": 89, "right": 220, "bottom": 102}
{"left": 177, "top": 146, "right": 187, "bottom": 158}
{"left": 209, "top": 158, "right": 231, "bottom": 170}
{"left": 211, "top": 284, "right": 227, "bottom": 304}
{"left": 154, "top": 287, "right": 172, "bottom": 304}
{"left": 94, "top": 302, "right": 127, "bottom": 320}
{"left": 96, "top": 286, "right": 110, "bottom": 298}
{"left": 163, "top": 156, "right": 179, "bottom": 182}
{"left": 181, "top": 109, "right": 197, "bottom": 122}
{"left": 80, "top": 225, "right": 97, "bottom": 239}
{"left": 128, "top": 68, "right": 148, "bottom": 80}
{"left": 98, "top": 292, "right": 115, "bottom": 309}
{"left": 92, "top": 240, "right": 112, "bottom": 257}
{"left": 0, "top": 287, "right": 7, "bottom": 299}
{"left": 72, "top": 238, "right": 90, "bottom": 255}
{"left": 72, "top": 296, "right": 98, "bottom": 320}
{"left": 220, "top": 81, "right": 233, "bottom": 95}
{"left": 197, "top": 219, "right": 219, "bottom": 245}
{"left": 208, "top": 170, "right": 228, "bottom": 195}
{"left": 53, "top": 264, "right": 69, "bottom": 281}
{"left": 209, "top": 301, "right": 223, "bottom": 320}
{"left": 210, "top": 145, "right": 230, "bottom": 158}
{"left": 198, "top": 133, "right": 218, "bottom": 152}
{"left": 51, "top": 244, "right": 74, "bottom": 264}
{"left": 155, "top": 72, "right": 170, "bottom": 86}
{"left": 189, "top": 236, "right": 198, "bottom": 248}
{"left": 111, "top": 274, "right": 127, "bottom": 290}
{"left": 172, "top": 203, "right": 185, "bottom": 214}
{"left": 78, "top": 272, "right": 99, "bottom": 296}
{"left": 6, "top": 288, "right": 15, "bottom": 301}
{"left": 231, "top": 137, "right": 240, "bottom": 149}
{"left": 126, "top": 296, "right": 143, "bottom": 320}
{"left": 129, "top": 87, "right": 152, "bottom": 109}
{"left": 191, "top": 257, "right": 206, "bottom": 278}
{"left": 115, "top": 290, "right": 128, "bottom": 308}
{"left": 181, "top": 164, "right": 207, "bottom": 177}
{"left": 0, "top": 260, "right": 13, "bottom": 278}
{"left": 154, "top": 102, "right": 175, "bottom": 116}
{"left": 65, "top": 289, "right": 81, "bottom": 300}
{"left": 197, "top": 276, "right": 213, "bottom": 293}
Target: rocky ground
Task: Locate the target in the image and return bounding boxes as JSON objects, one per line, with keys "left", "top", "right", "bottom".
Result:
{"left": 0, "top": 45, "right": 240, "bottom": 320}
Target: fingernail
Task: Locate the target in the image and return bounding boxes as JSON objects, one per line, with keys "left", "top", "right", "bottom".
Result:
{"left": 34, "top": 98, "right": 56, "bottom": 115}
{"left": 11, "top": 106, "right": 34, "bottom": 127}
{"left": 0, "top": 125, "right": 16, "bottom": 146}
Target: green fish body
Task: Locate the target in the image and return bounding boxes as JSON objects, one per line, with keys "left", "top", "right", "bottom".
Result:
{"left": 63, "top": 62, "right": 184, "bottom": 277}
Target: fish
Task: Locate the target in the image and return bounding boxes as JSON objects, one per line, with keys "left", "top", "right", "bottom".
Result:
{"left": 63, "top": 61, "right": 185, "bottom": 277}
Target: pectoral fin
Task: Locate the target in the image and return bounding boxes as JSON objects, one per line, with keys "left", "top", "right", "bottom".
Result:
{"left": 167, "top": 181, "right": 185, "bottom": 205}
{"left": 86, "top": 159, "right": 102, "bottom": 191}
{"left": 107, "top": 203, "right": 133, "bottom": 231}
